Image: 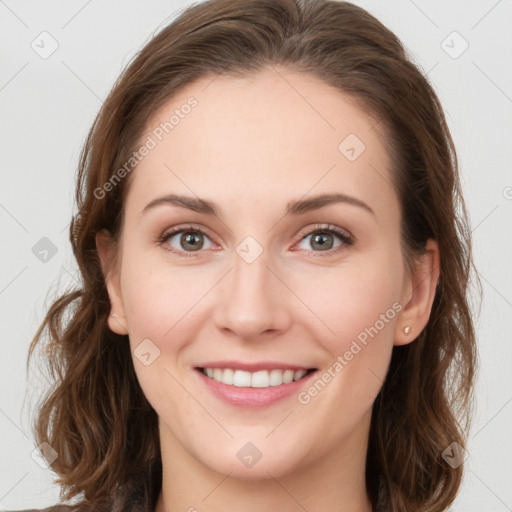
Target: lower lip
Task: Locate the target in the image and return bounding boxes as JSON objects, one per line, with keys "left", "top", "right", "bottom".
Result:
{"left": 195, "top": 368, "right": 317, "bottom": 408}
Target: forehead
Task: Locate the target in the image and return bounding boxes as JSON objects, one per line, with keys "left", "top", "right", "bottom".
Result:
{"left": 126, "top": 66, "right": 397, "bottom": 223}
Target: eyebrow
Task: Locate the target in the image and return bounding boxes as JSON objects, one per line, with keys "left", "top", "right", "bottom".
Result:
{"left": 141, "top": 192, "right": 375, "bottom": 218}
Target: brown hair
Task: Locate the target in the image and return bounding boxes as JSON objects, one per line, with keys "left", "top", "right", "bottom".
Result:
{"left": 27, "top": 1, "right": 478, "bottom": 510}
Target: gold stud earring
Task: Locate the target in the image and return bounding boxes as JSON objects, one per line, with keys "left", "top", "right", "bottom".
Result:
{"left": 403, "top": 326, "right": 412, "bottom": 335}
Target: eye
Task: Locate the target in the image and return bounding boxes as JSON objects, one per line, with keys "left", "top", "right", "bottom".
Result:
{"left": 159, "top": 225, "right": 215, "bottom": 257}
{"left": 158, "top": 223, "right": 353, "bottom": 258}
{"left": 294, "top": 224, "right": 353, "bottom": 256}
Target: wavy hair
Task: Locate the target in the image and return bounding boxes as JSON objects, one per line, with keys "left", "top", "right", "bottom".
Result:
{"left": 27, "top": 1, "right": 478, "bottom": 510}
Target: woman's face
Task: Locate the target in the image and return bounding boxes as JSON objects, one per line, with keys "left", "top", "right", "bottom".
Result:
{"left": 99, "top": 66, "right": 437, "bottom": 480}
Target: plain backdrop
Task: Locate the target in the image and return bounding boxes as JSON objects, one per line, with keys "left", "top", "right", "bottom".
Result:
{"left": 1, "top": 0, "right": 511, "bottom": 510}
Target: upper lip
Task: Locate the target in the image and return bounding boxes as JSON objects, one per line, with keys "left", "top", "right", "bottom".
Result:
{"left": 195, "top": 360, "right": 315, "bottom": 372}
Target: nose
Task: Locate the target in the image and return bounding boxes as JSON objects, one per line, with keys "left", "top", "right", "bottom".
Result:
{"left": 212, "top": 247, "right": 292, "bottom": 341}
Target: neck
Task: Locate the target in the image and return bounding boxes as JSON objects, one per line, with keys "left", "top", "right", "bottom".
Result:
{"left": 155, "top": 413, "right": 373, "bottom": 512}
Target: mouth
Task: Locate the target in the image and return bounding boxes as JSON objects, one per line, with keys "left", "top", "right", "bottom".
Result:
{"left": 195, "top": 367, "right": 317, "bottom": 388}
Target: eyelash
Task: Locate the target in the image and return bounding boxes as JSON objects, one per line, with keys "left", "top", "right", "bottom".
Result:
{"left": 157, "top": 223, "right": 354, "bottom": 258}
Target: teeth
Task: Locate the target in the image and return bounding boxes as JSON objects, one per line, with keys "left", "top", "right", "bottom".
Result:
{"left": 201, "top": 368, "right": 309, "bottom": 387}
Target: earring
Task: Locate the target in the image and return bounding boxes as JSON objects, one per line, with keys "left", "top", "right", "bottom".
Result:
{"left": 403, "top": 326, "right": 412, "bottom": 335}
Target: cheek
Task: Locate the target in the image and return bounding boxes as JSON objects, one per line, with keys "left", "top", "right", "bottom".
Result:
{"left": 119, "top": 252, "right": 206, "bottom": 341}
{"left": 296, "top": 252, "right": 403, "bottom": 399}
{"left": 121, "top": 240, "right": 403, "bottom": 354}
{"left": 307, "top": 259, "right": 401, "bottom": 340}
{"left": 119, "top": 258, "right": 206, "bottom": 415}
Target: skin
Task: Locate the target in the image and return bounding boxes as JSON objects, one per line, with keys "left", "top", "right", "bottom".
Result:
{"left": 97, "top": 65, "right": 439, "bottom": 512}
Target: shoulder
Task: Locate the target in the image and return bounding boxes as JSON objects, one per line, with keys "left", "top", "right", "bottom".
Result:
{"left": 4, "top": 485, "right": 146, "bottom": 512}
{"left": 4, "top": 506, "right": 80, "bottom": 512}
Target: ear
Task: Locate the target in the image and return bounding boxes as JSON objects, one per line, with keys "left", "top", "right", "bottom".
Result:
{"left": 96, "top": 229, "right": 128, "bottom": 335}
{"left": 394, "top": 239, "right": 440, "bottom": 346}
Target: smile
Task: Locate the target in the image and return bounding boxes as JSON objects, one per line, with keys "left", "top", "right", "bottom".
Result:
{"left": 199, "top": 367, "right": 316, "bottom": 388}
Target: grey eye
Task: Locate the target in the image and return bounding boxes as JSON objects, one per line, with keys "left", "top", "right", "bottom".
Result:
{"left": 167, "top": 230, "right": 214, "bottom": 252}
{"left": 297, "top": 231, "right": 343, "bottom": 251}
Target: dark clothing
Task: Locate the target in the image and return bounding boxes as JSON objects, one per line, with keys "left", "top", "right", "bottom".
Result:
{"left": 6, "top": 508, "right": 79, "bottom": 512}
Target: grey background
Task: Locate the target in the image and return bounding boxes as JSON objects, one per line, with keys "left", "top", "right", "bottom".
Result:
{"left": 1, "top": 0, "right": 511, "bottom": 510}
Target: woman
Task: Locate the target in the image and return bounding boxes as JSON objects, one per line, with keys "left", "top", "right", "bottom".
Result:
{"left": 22, "top": 0, "right": 477, "bottom": 510}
